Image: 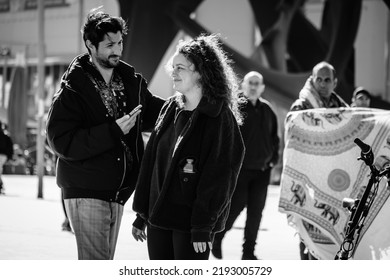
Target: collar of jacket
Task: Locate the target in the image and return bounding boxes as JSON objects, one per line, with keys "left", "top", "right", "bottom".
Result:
{"left": 196, "top": 95, "right": 224, "bottom": 118}
{"left": 59, "top": 53, "right": 138, "bottom": 92}
{"left": 153, "top": 95, "right": 225, "bottom": 143}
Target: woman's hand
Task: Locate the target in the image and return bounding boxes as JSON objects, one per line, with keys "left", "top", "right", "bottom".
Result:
{"left": 132, "top": 225, "right": 147, "bottom": 242}
{"left": 193, "top": 242, "right": 212, "bottom": 253}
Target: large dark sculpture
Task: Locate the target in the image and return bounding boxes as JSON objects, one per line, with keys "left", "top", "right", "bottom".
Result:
{"left": 118, "top": 0, "right": 390, "bottom": 110}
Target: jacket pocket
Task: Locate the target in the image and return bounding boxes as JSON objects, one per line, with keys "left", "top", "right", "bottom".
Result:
{"left": 179, "top": 168, "right": 198, "bottom": 206}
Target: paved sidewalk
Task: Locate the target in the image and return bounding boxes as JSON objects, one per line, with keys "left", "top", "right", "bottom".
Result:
{"left": 0, "top": 175, "right": 299, "bottom": 260}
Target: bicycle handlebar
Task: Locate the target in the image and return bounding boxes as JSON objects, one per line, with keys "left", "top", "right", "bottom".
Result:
{"left": 335, "top": 138, "right": 388, "bottom": 259}
{"left": 354, "top": 138, "right": 374, "bottom": 166}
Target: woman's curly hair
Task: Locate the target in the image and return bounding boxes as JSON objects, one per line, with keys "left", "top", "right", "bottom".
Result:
{"left": 170, "top": 33, "right": 243, "bottom": 124}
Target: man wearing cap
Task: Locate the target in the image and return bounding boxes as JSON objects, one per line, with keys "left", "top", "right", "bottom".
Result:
{"left": 351, "top": 87, "right": 371, "bottom": 108}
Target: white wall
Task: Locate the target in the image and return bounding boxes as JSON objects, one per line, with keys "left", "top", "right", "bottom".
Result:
{"left": 195, "top": 0, "right": 254, "bottom": 57}
{"left": 304, "top": 0, "right": 389, "bottom": 100}
{"left": 355, "top": 0, "right": 389, "bottom": 99}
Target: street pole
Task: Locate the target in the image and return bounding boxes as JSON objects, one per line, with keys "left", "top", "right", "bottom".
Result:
{"left": 37, "top": 0, "right": 45, "bottom": 199}
{"left": 0, "top": 47, "right": 10, "bottom": 108}
{"left": 78, "top": 0, "right": 84, "bottom": 53}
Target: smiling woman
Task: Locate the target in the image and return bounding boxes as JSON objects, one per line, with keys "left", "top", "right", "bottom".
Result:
{"left": 131, "top": 33, "right": 245, "bottom": 260}
{"left": 170, "top": 53, "right": 201, "bottom": 109}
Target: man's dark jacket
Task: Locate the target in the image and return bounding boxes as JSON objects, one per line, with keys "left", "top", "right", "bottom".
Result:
{"left": 0, "top": 130, "right": 13, "bottom": 160}
{"left": 133, "top": 96, "right": 245, "bottom": 242}
{"left": 240, "top": 97, "right": 279, "bottom": 170}
{"left": 46, "top": 53, "right": 164, "bottom": 204}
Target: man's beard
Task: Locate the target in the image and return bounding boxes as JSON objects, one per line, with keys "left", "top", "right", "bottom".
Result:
{"left": 96, "top": 55, "right": 120, "bottom": 69}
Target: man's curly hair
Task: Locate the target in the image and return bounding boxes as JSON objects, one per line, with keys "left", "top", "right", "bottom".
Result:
{"left": 81, "top": 7, "right": 128, "bottom": 53}
{"left": 171, "top": 33, "right": 243, "bottom": 124}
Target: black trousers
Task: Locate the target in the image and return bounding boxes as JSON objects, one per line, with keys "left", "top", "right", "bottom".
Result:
{"left": 215, "top": 168, "right": 270, "bottom": 254}
{"left": 147, "top": 226, "right": 210, "bottom": 260}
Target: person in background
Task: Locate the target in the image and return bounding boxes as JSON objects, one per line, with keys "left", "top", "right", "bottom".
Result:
{"left": 0, "top": 121, "right": 13, "bottom": 195}
{"left": 290, "top": 61, "right": 348, "bottom": 259}
{"left": 46, "top": 8, "right": 164, "bottom": 259}
{"left": 212, "top": 71, "right": 280, "bottom": 260}
{"left": 351, "top": 86, "right": 371, "bottom": 108}
{"left": 290, "top": 61, "right": 348, "bottom": 111}
{"left": 131, "top": 34, "right": 245, "bottom": 260}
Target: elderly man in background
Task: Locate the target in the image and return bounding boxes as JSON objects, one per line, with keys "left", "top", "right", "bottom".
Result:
{"left": 212, "top": 71, "right": 280, "bottom": 260}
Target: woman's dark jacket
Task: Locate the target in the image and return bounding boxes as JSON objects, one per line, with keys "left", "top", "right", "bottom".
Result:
{"left": 46, "top": 53, "right": 164, "bottom": 205}
{"left": 132, "top": 96, "right": 245, "bottom": 242}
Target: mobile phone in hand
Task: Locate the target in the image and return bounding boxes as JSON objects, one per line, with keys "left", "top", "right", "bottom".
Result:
{"left": 129, "top": 104, "right": 142, "bottom": 116}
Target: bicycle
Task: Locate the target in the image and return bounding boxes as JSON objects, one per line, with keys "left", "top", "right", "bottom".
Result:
{"left": 335, "top": 138, "right": 390, "bottom": 260}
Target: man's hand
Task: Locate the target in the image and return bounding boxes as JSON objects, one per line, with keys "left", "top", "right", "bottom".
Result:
{"left": 116, "top": 110, "right": 142, "bottom": 135}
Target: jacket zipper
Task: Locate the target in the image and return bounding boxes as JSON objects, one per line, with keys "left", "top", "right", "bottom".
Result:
{"left": 135, "top": 78, "right": 142, "bottom": 162}
{"left": 117, "top": 78, "right": 142, "bottom": 199}
{"left": 172, "top": 116, "right": 193, "bottom": 158}
{"left": 116, "top": 149, "right": 127, "bottom": 200}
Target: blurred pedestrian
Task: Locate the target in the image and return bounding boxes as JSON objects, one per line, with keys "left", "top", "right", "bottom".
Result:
{"left": 131, "top": 34, "right": 245, "bottom": 260}
{"left": 290, "top": 61, "right": 348, "bottom": 259}
{"left": 212, "top": 71, "right": 280, "bottom": 260}
{"left": 351, "top": 86, "right": 371, "bottom": 108}
{"left": 46, "top": 8, "right": 164, "bottom": 259}
{"left": 290, "top": 61, "right": 348, "bottom": 111}
{"left": 0, "top": 121, "right": 13, "bottom": 195}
